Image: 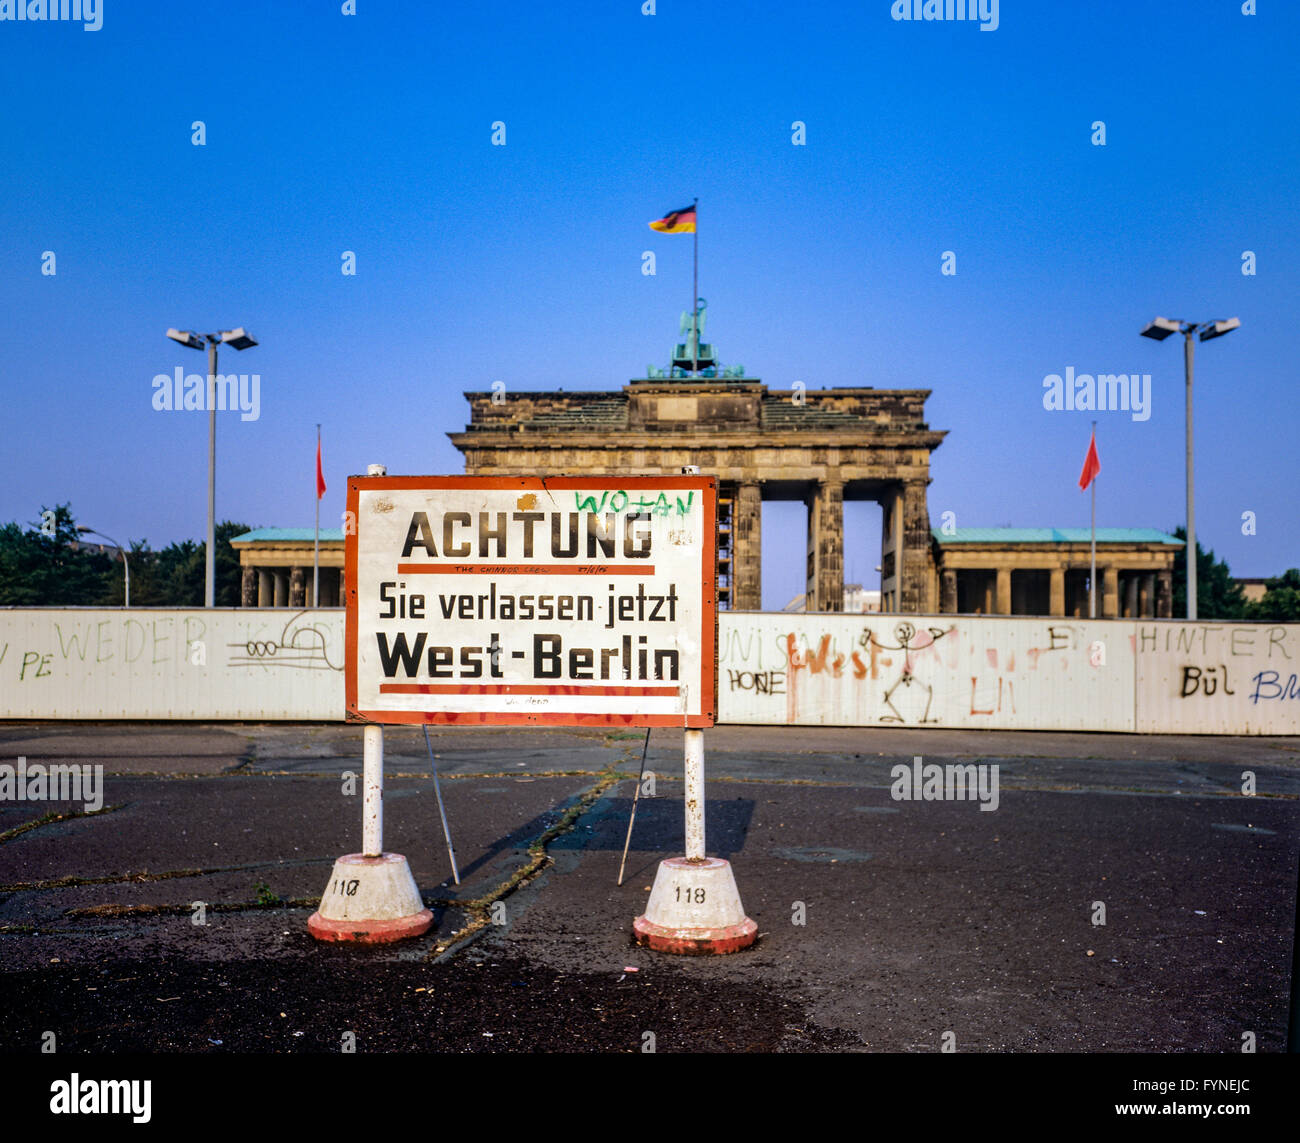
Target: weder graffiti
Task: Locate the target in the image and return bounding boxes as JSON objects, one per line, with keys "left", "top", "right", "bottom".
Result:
{"left": 346, "top": 476, "right": 716, "bottom": 727}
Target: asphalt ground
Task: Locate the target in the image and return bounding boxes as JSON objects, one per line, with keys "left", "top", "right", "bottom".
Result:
{"left": 0, "top": 722, "right": 1297, "bottom": 1105}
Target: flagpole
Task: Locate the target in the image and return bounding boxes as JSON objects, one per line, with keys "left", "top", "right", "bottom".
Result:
{"left": 313, "top": 423, "right": 321, "bottom": 607}
{"left": 1089, "top": 420, "right": 1096, "bottom": 619}
{"left": 692, "top": 196, "right": 699, "bottom": 375}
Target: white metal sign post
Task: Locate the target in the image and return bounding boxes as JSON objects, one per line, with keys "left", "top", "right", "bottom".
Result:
{"left": 630, "top": 722, "right": 758, "bottom": 954}
{"left": 311, "top": 471, "right": 754, "bottom": 953}
{"left": 630, "top": 470, "right": 755, "bottom": 955}
{"left": 310, "top": 465, "right": 434, "bottom": 943}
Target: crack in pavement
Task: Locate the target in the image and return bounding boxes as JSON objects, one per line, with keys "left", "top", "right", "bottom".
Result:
{"left": 423, "top": 743, "right": 642, "bottom": 963}
{"left": 0, "top": 855, "right": 338, "bottom": 894}
{"left": 1, "top": 742, "right": 642, "bottom": 941}
{"left": 0, "top": 804, "right": 125, "bottom": 845}
{"left": 647, "top": 771, "right": 1300, "bottom": 799}
{"left": 68, "top": 768, "right": 611, "bottom": 780}
{"left": 64, "top": 898, "right": 324, "bottom": 918}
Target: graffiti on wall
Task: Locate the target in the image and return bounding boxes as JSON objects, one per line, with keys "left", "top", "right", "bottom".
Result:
{"left": 720, "top": 615, "right": 1123, "bottom": 730}
{"left": 0, "top": 609, "right": 346, "bottom": 719}
{"left": 224, "top": 611, "right": 344, "bottom": 672}
{"left": 718, "top": 615, "right": 1299, "bottom": 734}
{"left": 1132, "top": 622, "right": 1298, "bottom": 733}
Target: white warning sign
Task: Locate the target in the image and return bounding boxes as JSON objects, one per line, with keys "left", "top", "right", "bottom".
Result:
{"left": 345, "top": 475, "right": 717, "bottom": 727}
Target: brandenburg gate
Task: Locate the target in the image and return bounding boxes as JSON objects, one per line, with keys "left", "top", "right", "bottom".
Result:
{"left": 447, "top": 305, "right": 945, "bottom": 612}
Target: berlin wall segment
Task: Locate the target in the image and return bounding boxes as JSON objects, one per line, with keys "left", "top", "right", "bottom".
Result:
{"left": 2, "top": 609, "right": 1296, "bottom": 732}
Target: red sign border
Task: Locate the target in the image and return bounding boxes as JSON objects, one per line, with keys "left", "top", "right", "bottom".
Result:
{"left": 345, "top": 475, "right": 717, "bottom": 728}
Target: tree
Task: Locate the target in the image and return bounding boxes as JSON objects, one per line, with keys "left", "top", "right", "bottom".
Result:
{"left": 213, "top": 521, "right": 251, "bottom": 606}
{"left": 0, "top": 507, "right": 254, "bottom": 607}
{"left": 155, "top": 522, "right": 251, "bottom": 606}
{"left": 93, "top": 524, "right": 251, "bottom": 606}
{"left": 0, "top": 505, "right": 113, "bottom": 606}
{"left": 114, "top": 539, "right": 191, "bottom": 606}
{"left": 1243, "top": 569, "right": 1300, "bottom": 621}
{"left": 1168, "top": 526, "right": 1246, "bottom": 620}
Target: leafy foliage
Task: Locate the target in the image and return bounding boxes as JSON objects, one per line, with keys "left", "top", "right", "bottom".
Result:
{"left": 0, "top": 505, "right": 113, "bottom": 606}
{"left": 1243, "top": 568, "right": 1300, "bottom": 621}
{"left": 1168, "top": 526, "right": 1247, "bottom": 620}
{"left": 0, "top": 504, "right": 253, "bottom": 607}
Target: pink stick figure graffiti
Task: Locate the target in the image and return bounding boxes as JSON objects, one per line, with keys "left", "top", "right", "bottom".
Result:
{"left": 859, "top": 622, "right": 953, "bottom": 724}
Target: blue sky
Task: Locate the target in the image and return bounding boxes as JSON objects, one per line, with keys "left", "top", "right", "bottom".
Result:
{"left": 2, "top": 0, "right": 1295, "bottom": 609}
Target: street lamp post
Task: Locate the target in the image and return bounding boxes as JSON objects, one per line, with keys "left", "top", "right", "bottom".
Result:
{"left": 166, "top": 327, "right": 258, "bottom": 607}
{"left": 1140, "top": 316, "right": 1240, "bottom": 621}
{"left": 77, "top": 526, "right": 130, "bottom": 607}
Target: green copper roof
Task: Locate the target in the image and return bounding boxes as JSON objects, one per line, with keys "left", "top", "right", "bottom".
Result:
{"left": 933, "top": 527, "right": 1183, "bottom": 544}
{"left": 230, "top": 528, "right": 345, "bottom": 544}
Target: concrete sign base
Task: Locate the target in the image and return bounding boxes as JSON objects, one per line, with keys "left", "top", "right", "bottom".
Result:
{"left": 307, "top": 852, "right": 433, "bottom": 944}
{"left": 633, "top": 857, "right": 757, "bottom": 955}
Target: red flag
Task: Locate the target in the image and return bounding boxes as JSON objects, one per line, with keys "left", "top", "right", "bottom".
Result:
{"left": 1078, "top": 429, "right": 1100, "bottom": 490}
{"left": 315, "top": 437, "right": 326, "bottom": 500}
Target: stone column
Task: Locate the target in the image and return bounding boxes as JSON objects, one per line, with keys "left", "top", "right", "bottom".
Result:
{"left": 1124, "top": 574, "right": 1138, "bottom": 619}
{"left": 1156, "top": 569, "right": 1172, "bottom": 618}
{"left": 899, "top": 479, "right": 933, "bottom": 613}
{"left": 257, "top": 569, "right": 272, "bottom": 607}
{"left": 940, "top": 568, "right": 958, "bottom": 614}
{"left": 805, "top": 479, "right": 844, "bottom": 612}
{"left": 880, "top": 551, "right": 896, "bottom": 612}
{"left": 289, "top": 566, "right": 306, "bottom": 608}
{"left": 733, "top": 482, "right": 763, "bottom": 610}
{"left": 240, "top": 566, "right": 257, "bottom": 608}
{"left": 1102, "top": 567, "right": 1119, "bottom": 618}
{"left": 1049, "top": 568, "right": 1066, "bottom": 617}
{"left": 879, "top": 488, "right": 901, "bottom": 613}
{"left": 273, "top": 570, "right": 288, "bottom": 608}
{"left": 995, "top": 568, "right": 1012, "bottom": 615}
{"left": 1141, "top": 573, "right": 1156, "bottom": 618}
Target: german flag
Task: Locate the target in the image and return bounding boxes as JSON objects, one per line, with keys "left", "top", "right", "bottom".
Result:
{"left": 649, "top": 204, "right": 696, "bottom": 233}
